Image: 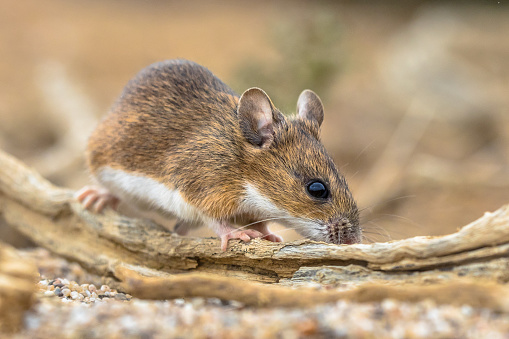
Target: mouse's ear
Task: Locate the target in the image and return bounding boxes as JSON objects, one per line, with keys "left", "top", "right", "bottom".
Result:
{"left": 297, "top": 90, "right": 324, "bottom": 127}
{"left": 238, "top": 87, "right": 277, "bottom": 148}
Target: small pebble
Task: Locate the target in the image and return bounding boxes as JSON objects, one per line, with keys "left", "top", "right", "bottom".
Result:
{"left": 114, "top": 293, "right": 128, "bottom": 301}
{"left": 174, "top": 299, "right": 186, "bottom": 306}
{"left": 229, "top": 300, "right": 243, "bottom": 309}
{"left": 37, "top": 276, "right": 131, "bottom": 304}
{"left": 191, "top": 298, "right": 205, "bottom": 308}
{"left": 207, "top": 298, "right": 223, "bottom": 306}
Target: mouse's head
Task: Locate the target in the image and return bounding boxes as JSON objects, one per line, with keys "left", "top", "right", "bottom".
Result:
{"left": 237, "top": 88, "right": 361, "bottom": 245}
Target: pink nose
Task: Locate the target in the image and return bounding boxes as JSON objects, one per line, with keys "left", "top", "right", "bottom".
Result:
{"left": 340, "top": 230, "right": 361, "bottom": 244}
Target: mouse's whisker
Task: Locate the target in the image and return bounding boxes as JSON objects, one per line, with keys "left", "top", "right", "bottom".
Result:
{"left": 362, "top": 229, "right": 389, "bottom": 236}
{"left": 362, "top": 234, "right": 377, "bottom": 244}
{"left": 235, "top": 216, "right": 298, "bottom": 230}
{"left": 367, "top": 224, "right": 392, "bottom": 240}
{"left": 221, "top": 216, "right": 300, "bottom": 237}
{"left": 362, "top": 231, "right": 391, "bottom": 241}
{"left": 362, "top": 221, "right": 392, "bottom": 241}
{"left": 358, "top": 195, "right": 417, "bottom": 216}
{"left": 371, "top": 213, "right": 421, "bottom": 229}
{"left": 274, "top": 227, "right": 301, "bottom": 235}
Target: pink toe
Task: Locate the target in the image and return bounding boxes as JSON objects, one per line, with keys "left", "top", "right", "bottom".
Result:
{"left": 94, "top": 199, "right": 107, "bottom": 213}
{"left": 221, "top": 237, "right": 229, "bottom": 252}
{"left": 75, "top": 188, "right": 92, "bottom": 202}
{"left": 82, "top": 195, "right": 98, "bottom": 209}
{"left": 240, "top": 233, "right": 251, "bottom": 242}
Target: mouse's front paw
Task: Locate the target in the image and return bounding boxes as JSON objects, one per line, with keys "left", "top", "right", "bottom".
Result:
{"left": 220, "top": 229, "right": 263, "bottom": 252}
{"left": 75, "top": 185, "right": 120, "bottom": 212}
{"left": 247, "top": 223, "right": 283, "bottom": 243}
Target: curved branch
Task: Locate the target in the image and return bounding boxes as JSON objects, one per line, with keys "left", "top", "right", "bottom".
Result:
{"left": 117, "top": 265, "right": 509, "bottom": 311}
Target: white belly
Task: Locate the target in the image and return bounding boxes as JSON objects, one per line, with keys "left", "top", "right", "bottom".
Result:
{"left": 96, "top": 166, "right": 205, "bottom": 223}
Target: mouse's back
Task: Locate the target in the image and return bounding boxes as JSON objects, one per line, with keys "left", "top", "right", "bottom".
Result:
{"left": 87, "top": 60, "right": 240, "bottom": 177}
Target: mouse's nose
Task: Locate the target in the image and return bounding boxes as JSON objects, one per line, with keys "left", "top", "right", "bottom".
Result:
{"left": 340, "top": 226, "right": 361, "bottom": 244}
{"left": 328, "top": 217, "right": 362, "bottom": 244}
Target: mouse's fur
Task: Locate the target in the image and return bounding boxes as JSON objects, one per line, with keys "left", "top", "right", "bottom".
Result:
{"left": 85, "top": 59, "right": 361, "bottom": 248}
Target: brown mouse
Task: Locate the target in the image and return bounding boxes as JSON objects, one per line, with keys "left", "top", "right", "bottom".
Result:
{"left": 76, "top": 59, "right": 361, "bottom": 251}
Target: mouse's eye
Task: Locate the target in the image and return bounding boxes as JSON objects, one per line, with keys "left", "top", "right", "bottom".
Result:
{"left": 306, "top": 180, "right": 329, "bottom": 200}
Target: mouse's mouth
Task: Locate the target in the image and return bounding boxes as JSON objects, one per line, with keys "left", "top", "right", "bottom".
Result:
{"left": 338, "top": 230, "right": 361, "bottom": 244}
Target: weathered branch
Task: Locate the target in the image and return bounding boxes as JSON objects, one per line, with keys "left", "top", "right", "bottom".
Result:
{"left": 0, "top": 242, "right": 38, "bottom": 333}
{"left": 1, "top": 148, "right": 509, "bottom": 308}
{"left": 117, "top": 265, "right": 509, "bottom": 310}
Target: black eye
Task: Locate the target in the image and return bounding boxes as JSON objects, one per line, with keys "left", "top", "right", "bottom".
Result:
{"left": 306, "top": 180, "right": 329, "bottom": 199}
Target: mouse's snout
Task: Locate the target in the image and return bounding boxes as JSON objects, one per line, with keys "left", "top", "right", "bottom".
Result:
{"left": 328, "top": 217, "right": 362, "bottom": 245}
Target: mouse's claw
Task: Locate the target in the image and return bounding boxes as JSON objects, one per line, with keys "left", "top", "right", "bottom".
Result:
{"left": 75, "top": 185, "right": 120, "bottom": 212}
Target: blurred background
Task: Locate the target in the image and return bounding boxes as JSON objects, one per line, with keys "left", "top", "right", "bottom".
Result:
{"left": 1, "top": 0, "right": 508, "bottom": 246}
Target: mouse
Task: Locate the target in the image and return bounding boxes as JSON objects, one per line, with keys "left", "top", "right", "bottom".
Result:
{"left": 76, "top": 59, "right": 361, "bottom": 251}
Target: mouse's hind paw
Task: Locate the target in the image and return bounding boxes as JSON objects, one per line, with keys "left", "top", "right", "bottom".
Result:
{"left": 75, "top": 185, "right": 120, "bottom": 213}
